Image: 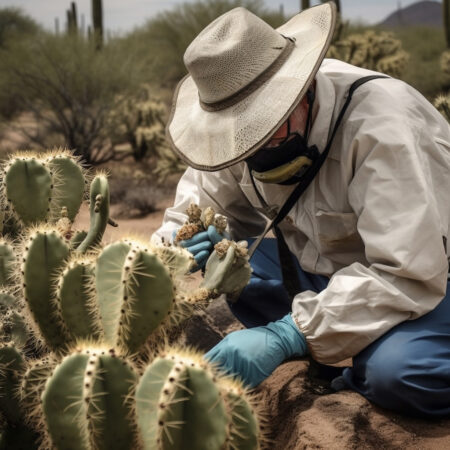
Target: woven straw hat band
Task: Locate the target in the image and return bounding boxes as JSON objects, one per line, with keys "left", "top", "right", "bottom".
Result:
{"left": 184, "top": 7, "right": 296, "bottom": 110}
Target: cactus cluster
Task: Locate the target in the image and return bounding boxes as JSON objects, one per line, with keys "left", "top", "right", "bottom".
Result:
{"left": 109, "top": 86, "right": 187, "bottom": 180}
{"left": 0, "top": 149, "right": 258, "bottom": 449}
{"left": 328, "top": 30, "right": 409, "bottom": 78}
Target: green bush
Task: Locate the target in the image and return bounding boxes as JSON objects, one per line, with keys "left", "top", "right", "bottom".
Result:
{"left": 0, "top": 33, "right": 147, "bottom": 164}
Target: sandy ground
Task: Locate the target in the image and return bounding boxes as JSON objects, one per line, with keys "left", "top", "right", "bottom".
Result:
{"left": 60, "top": 194, "right": 450, "bottom": 449}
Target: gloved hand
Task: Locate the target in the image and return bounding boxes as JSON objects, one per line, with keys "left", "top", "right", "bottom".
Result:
{"left": 175, "top": 225, "right": 227, "bottom": 271}
{"left": 204, "top": 314, "right": 308, "bottom": 388}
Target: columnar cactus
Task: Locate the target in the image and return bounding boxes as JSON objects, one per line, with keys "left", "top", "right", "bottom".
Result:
{"left": 41, "top": 347, "right": 138, "bottom": 450}
{"left": 135, "top": 348, "right": 262, "bottom": 450}
{"left": 328, "top": 31, "right": 409, "bottom": 78}
{"left": 76, "top": 173, "right": 111, "bottom": 253}
{"left": 20, "top": 226, "right": 71, "bottom": 352}
{"left": 56, "top": 255, "right": 100, "bottom": 342}
{"left": 0, "top": 149, "right": 257, "bottom": 449}
{"left": 2, "top": 151, "right": 86, "bottom": 228}
{"left": 434, "top": 94, "right": 450, "bottom": 123}
{"left": 96, "top": 238, "right": 208, "bottom": 354}
{"left": 444, "top": 0, "right": 450, "bottom": 48}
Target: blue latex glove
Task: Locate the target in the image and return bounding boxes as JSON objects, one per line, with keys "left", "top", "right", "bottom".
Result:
{"left": 205, "top": 314, "right": 308, "bottom": 388}
{"left": 176, "top": 225, "right": 227, "bottom": 271}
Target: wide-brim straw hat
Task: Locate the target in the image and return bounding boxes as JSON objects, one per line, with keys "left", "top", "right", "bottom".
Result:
{"left": 166, "top": 2, "right": 337, "bottom": 171}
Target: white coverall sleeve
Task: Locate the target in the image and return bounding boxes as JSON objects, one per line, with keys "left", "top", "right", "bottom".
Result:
{"left": 292, "top": 119, "right": 449, "bottom": 364}
{"left": 152, "top": 166, "right": 266, "bottom": 243}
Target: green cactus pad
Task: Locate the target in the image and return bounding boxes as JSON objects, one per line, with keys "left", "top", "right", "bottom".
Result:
{"left": 0, "top": 240, "right": 15, "bottom": 286}
{"left": 202, "top": 242, "right": 252, "bottom": 300}
{"left": 42, "top": 350, "right": 137, "bottom": 450}
{"left": 121, "top": 249, "right": 174, "bottom": 353}
{"left": 76, "top": 175, "right": 110, "bottom": 253}
{"left": 95, "top": 241, "right": 131, "bottom": 345}
{"left": 47, "top": 155, "right": 85, "bottom": 221}
{"left": 4, "top": 158, "right": 52, "bottom": 225}
{"left": 23, "top": 229, "right": 70, "bottom": 350}
{"left": 0, "top": 345, "right": 26, "bottom": 425}
{"left": 136, "top": 356, "right": 228, "bottom": 450}
{"left": 58, "top": 260, "right": 99, "bottom": 341}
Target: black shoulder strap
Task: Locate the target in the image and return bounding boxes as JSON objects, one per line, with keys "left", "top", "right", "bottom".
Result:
{"left": 248, "top": 74, "right": 389, "bottom": 259}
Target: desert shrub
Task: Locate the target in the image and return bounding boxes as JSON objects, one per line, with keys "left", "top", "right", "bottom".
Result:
{"left": 0, "top": 33, "right": 147, "bottom": 165}
{"left": 121, "top": 186, "right": 159, "bottom": 217}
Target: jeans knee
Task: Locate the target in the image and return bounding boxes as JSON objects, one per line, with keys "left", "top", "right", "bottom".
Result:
{"left": 351, "top": 343, "right": 450, "bottom": 417}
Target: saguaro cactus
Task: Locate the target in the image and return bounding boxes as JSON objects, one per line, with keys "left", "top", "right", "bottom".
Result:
{"left": 92, "top": 0, "right": 103, "bottom": 49}
{"left": 444, "top": 0, "right": 450, "bottom": 48}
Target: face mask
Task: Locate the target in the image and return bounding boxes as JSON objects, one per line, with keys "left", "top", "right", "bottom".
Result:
{"left": 246, "top": 89, "right": 319, "bottom": 185}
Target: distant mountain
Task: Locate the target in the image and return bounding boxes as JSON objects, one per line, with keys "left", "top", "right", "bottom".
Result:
{"left": 378, "top": 0, "right": 442, "bottom": 27}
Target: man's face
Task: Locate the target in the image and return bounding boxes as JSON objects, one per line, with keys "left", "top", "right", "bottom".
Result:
{"left": 264, "top": 93, "right": 310, "bottom": 149}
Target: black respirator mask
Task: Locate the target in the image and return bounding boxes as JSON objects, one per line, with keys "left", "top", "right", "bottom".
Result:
{"left": 246, "top": 89, "right": 319, "bottom": 185}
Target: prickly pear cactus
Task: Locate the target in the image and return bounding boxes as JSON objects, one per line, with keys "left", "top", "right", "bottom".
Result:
{"left": 135, "top": 348, "right": 262, "bottom": 450}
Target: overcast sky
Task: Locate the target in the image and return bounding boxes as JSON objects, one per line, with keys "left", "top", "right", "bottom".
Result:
{"left": 0, "top": 0, "right": 431, "bottom": 34}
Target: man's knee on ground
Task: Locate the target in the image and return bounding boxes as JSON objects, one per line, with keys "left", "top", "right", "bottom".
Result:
{"left": 357, "top": 338, "right": 448, "bottom": 417}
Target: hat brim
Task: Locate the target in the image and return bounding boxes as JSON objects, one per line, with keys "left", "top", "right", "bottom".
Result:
{"left": 166, "top": 2, "right": 337, "bottom": 171}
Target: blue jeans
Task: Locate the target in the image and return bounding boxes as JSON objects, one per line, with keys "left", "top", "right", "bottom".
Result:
{"left": 228, "top": 238, "right": 450, "bottom": 417}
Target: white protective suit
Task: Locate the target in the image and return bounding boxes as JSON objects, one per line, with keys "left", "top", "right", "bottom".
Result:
{"left": 153, "top": 59, "right": 450, "bottom": 364}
